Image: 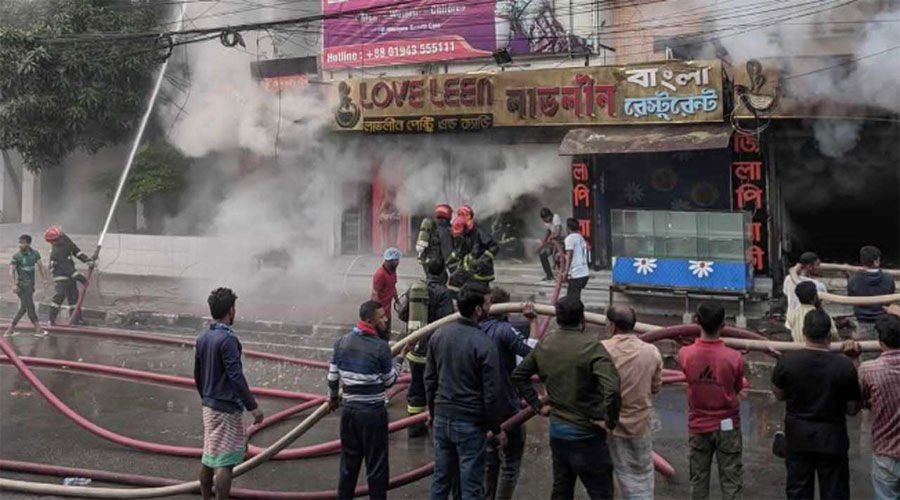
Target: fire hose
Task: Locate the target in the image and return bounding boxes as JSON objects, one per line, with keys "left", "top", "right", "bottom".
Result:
{"left": 0, "top": 302, "right": 884, "bottom": 497}
{"left": 788, "top": 265, "right": 900, "bottom": 305}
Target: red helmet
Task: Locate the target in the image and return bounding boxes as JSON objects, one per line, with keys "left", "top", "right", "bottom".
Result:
{"left": 434, "top": 204, "right": 452, "bottom": 220}
{"left": 451, "top": 216, "right": 467, "bottom": 236}
{"left": 44, "top": 225, "right": 62, "bottom": 243}
{"left": 457, "top": 205, "right": 474, "bottom": 222}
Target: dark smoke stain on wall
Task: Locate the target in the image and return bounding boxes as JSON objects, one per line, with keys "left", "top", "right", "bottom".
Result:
{"left": 774, "top": 120, "right": 900, "bottom": 267}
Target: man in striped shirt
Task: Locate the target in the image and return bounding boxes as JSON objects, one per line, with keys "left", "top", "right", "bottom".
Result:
{"left": 328, "top": 300, "right": 406, "bottom": 500}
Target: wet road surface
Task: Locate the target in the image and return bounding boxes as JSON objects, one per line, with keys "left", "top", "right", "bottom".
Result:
{"left": 0, "top": 330, "right": 877, "bottom": 499}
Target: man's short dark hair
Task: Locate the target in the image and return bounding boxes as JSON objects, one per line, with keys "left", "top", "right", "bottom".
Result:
{"left": 540, "top": 207, "right": 552, "bottom": 220}
{"left": 860, "top": 246, "right": 881, "bottom": 267}
{"left": 803, "top": 309, "right": 832, "bottom": 342}
{"left": 799, "top": 252, "right": 820, "bottom": 266}
{"left": 556, "top": 296, "right": 584, "bottom": 328}
{"left": 490, "top": 287, "right": 510, "bottom": 305}
{"left": 359, "top": 300, "right": 382, "bottom": 323}
{"left": 876, "top": 314, "right": 900, "bottom": 349}
{"left": 795, "top": 281, "right": 819, "bottom": 305}
{"left": 606, "top": 306, "right": 636, "bottom": 332}
{"left": 457, "top": 284, "right": 488, "bottom": 318}
{"left": 426, "top": 258, "right": 445, "bottom": 277}
{"left": 566, "top": 218, "right": 580, "bottom": 232}
{"left": 696, "top": 301, "right": 725, "bottom": 334}
{"left": 18, "top": 234, "right": 32, "bottom": 244}
{"left": 208, "top": 287, "right": 237, "bottom": 320}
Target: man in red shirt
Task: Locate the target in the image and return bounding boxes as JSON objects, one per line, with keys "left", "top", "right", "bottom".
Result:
{"left": 371, "top": 247, "right": 401, "bottom": 341}
{"left": 677, "top": 301, "right": 745, "bottom": 500}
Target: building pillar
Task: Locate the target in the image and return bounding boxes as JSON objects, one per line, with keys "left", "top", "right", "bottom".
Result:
{"left": 21, "top": 168, "right": 40, "bottom": 224}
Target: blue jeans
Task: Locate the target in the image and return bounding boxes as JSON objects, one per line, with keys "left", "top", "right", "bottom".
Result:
{"left": 431, "top": 415, "right": 487, "bottom": 500}
{"left": 873, "top": 455, "right": 900, "bottom": 500}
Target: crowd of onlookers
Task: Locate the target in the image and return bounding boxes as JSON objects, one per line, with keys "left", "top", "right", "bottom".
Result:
{"left": 187, "top": 243, "right": 899, "bottom": 500}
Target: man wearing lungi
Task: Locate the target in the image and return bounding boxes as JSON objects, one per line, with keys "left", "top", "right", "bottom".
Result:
{"left": 194, "top": 287, "right": 264, "bottom": 500}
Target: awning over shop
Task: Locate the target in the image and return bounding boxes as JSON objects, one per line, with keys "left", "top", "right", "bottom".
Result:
{"left": 558, "top": 123, "right": 733, "bottom": 155}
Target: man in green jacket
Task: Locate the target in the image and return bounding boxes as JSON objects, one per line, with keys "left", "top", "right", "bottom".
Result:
{"left": 512, "top": 296, "right": 621, "bottom": 500}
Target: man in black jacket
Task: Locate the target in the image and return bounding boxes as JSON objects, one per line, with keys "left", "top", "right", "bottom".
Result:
{"left": 426, "top": 283, "right": 506, "bottom": 499}
{"left": 848, "top": 246, "right": 896, "bottom": 347}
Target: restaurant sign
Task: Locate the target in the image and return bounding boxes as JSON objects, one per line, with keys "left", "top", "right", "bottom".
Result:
{"left": 330, "top": 60, "right": 723, "bottom": 132}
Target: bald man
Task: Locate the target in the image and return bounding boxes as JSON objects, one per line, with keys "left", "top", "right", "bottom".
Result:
{"left": 601, "top": 306, "right": 663, "bottom": 499}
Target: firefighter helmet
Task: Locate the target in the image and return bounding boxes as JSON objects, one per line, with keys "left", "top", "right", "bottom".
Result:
{"left": 44, "top": 225, "right": 62, "bottom": 243}
{"left": 451, "top": 216, "right": 473, "bottom": 236}
{"left": 457, "top": 205, "right": 474, "bottom": 221}
{"left": 434, "top": 204, "right": 453, "bottom": 220}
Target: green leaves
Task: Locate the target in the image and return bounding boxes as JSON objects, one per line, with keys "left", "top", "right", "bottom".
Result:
{"left": 0, "top": 0, "right": 161, "bottom": 172}
{"left": 95, "top": 140, "right": 190, "bottom": 203}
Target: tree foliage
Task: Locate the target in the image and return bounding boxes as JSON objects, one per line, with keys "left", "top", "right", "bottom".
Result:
{"left": 0, "top": 0, "right": 162, "bottom": 172}
{"left": 96, "top": 140, "right": 189, "bottom": 203}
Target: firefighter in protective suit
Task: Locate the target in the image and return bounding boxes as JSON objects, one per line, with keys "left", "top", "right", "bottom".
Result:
{"left": 44, "top": 226, "right": 95, "bottom": 325}
{"left": 405, "top": 258, "right": 455, "bottom": 437}
{"left": 447, "top": 205, "right": 499, "bottom": 296}
{"left": 415, "top": 203, "right": 454, "bottom": 276}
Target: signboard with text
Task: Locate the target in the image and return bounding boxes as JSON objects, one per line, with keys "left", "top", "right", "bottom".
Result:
{"left": 322, "top": 0, "right": 592, "bottom": 70}
{"left": 330, "top": 60, "right": 724, "bottom": 131}
{"left": 731, "top": 134, "right": 770, "bottom": 275}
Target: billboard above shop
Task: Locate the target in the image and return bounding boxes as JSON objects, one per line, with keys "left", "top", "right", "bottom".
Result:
{"left": 329, "top": 59, "right": 724, "bottom": 131}
{"left": 321, "top": 0, "right": 590, "bottom": 70}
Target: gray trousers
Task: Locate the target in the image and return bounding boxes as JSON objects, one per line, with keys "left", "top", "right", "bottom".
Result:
{"left": 12, "top": 284, "right": 39, "bottom": 326}
{"left": 608, "top": 435, "right": 654, "bottom": 500}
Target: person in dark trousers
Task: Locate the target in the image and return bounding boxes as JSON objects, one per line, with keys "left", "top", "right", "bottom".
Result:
{"left": 538, "top": 207, "right": 563, "bottom": 282}
{"left": 194, "top": 288, "right": 264, "bottom": 500}
{"left": 677, "top": 301, "right": 745, "bottom": 500}
{"left": 406, "top": 258, "right": 455, "bottom": 438}
{"left": 328, "top": 300, "right": 405, "bottom": 500}
{"left": 447, "top": 208, "right": 500, "bottom": 296}
{"left": 43, "top": 225, "right": 94, "bottom": 325}
{"left": 372, "top": 247, "right": 401, "bottom": 340}
{"left": 480, "top": 287, "right": 534, "bottom": 500}
{"left": 5, "top": 234, "right": 48, "bottom": 337}
{"left": 426, "top": 283, "right": 507, "bottom": 500}
{"left": 563, "top": 218, "right": 590, "bottom": 302}
{"left": 512, "top": 296, "right": 621, "bottom": 500}
{"left": 848, "top": 246, "right": 896, "bottom": 345}
{"left": 772, "top": 309, "right": 862, "bottom": 500}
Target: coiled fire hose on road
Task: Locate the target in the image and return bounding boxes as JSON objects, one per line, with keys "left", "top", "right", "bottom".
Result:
{"left": 0, "top": 301, "right": 884, "bottom": 497}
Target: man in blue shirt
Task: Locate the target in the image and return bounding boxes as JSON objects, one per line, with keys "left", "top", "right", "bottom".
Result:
{"left": 480, "top": 287, "right": 534, "bottom": 500}
{"left": 328, "top": 300, "right": 405, "bottom": 500}
{"left": 194, "top": 288, "right": 264, "bottom": 500}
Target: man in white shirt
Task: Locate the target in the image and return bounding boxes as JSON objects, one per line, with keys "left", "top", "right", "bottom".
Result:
{"left": 538, "top": 207, "right": 563, "bottom": 282}
{"left": 782, "top": 251, "right": 827, "bottom": 330}
{"left": 563, "top": 218, "right": 590, "bottom": 301}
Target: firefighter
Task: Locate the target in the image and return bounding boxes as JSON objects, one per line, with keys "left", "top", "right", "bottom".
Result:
{"left": 415, "top": 203, "right": 454, "bottom": 276}
{"left": 447, "top": 206, "right": 499, "bottom": 296}
{"left": 44, "top": 226, "right": 95, "bottom": 325}
{"left": 405, "top": 258, "right": 455, "bottom": 438}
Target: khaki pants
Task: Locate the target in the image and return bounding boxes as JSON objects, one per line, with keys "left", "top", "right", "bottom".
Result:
{"left": 689, "top": 429, "right": 743, "bottom": 500}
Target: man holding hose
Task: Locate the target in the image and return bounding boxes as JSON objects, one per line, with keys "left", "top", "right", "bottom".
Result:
{"left": 194, "top": 288, "right": 264, "bottom": 500}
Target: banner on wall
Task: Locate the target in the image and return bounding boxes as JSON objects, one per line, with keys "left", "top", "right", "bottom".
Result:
{"left": 330, "top": 60, "right": 724, "bottom": 130}
{"left": 322, "top": 0, "right": 591, "bottom": 70}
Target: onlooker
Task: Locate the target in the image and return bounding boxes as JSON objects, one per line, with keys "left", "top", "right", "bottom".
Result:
{"left": 405, "top": 258, "right": 455, "bottom": 438}
{"left": 372, "top": 247, "right": 401, "bottom": 341}
{"left": 480, "top": 287, "right": 533, "bottom": 500}
{"left": 786, "top": 281, "right": 839, "bottom": 343}
{"left": 512, "top": 297, "right": 621, "bottom": 500}
{"left": 783, "top": 251, "right": 827, "bottom": 328}
{"left": 677, "top": 301, "right": 745, "bottom": 500}
{"left": 328, "top": 300, "right": 405, "bottom": 500}
{"left": 563, "top": 218, "right": 590, "bottom": 301}
{"left": 426, "top": 284, "right": 506, "bottom": 500}
{"left": 538, "top": 207, "right": 563, "bottom": 282}
{"left": 5, "top": 234, "right": 48, "bottom": 337}
{"left": 772, "top": 309, "right": 862, "bottom": 500}
{"left": 601, "top": 306, "right": 663, "bottom": 499}
{"left": 848, "top": 246, "right": 896, "bottom": 342}
{"left": 858, "top": 311, "right": 900, "bottom": 500}
{"left": 194, "top": 288, "right": 264, "bottom": 500}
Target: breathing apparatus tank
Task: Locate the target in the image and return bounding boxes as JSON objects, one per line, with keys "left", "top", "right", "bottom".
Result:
{"left": 415, "top": 218, "right": 435, "bottom": 264}
{"left": 406, "top": 280, "right": 429, "bottom": 333}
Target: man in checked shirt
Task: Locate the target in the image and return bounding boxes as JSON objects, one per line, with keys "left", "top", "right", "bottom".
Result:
{"left": 859, "top": 307, "right": 900, "bottom": 500}
{"left": 327, "top": 300, "right": 406, "bottom": 500}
